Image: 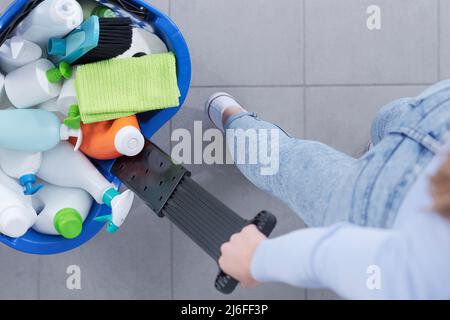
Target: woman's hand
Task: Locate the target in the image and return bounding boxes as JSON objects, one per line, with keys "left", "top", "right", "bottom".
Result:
{"left": 218, "top": 224, "right": 267, "bottom": 288}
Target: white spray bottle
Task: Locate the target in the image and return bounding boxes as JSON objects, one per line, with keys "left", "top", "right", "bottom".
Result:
{"left": 37, "top": 142, "right": 134, "bottom": 233}
{"left": 0, "top": 36, "right": 42, "bottom": 73}
{"left": 4, "top": 59, "right": 70, "bottom": 109}
{"left": 0, "top": 72, "right": 6, "bottom": 106}
{"left": 32, "top": 182, "right": 92, "bottom": 239}
{"left": 13, "top": 0, "right": 83, "bottom": 48}
{"left": 0, "top": 109, "right": 82, "bottom": 152}
{"left": 0, "top": 169, "right": 37, "bottom": 238}
{"left": 56, "top": 66, "right": 77, "bottom": 116}
{"left": 0, "top": 148, "right": 44, "bottom": 195}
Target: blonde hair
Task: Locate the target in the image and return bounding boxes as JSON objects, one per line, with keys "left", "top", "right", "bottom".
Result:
{"left": 431, "top": 153, "right": 450, "bottom": 218}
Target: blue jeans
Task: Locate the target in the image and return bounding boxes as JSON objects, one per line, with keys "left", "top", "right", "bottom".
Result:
{"left": 225, "top": 80, "right": 450, "bottom": 228}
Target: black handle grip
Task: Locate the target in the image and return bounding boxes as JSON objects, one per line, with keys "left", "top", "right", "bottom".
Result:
{"left": 214, "top": 211, "right": 277, "bottom": 294}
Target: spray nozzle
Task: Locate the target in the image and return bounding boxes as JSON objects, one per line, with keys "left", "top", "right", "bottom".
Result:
{"left": 63, "top": 104, "right": 81, "bottom": 129}
{"left": 19, "top": 174, "right": 44, "bottom": 196}
{"left": 48, "top": 37, "right": 67, "bottom": 57}
{"left": 9, "top": 36, "right": 25, "bottom": 59}
{"left": 60, "top": 123, "right": 83, "bottom": 151}
{"left": 94, "top": 188, "right": 134, "bottom": 234}
{"left": 46, "top": 61, "right": 72, "bottom": 83}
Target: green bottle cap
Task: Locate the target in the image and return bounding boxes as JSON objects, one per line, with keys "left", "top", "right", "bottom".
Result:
{"left": 59, "top": 62, "right": 73, "bottom": 80}
{"left": 92, "top": 6, "right": 116, "bottom": 18}
{"left": 54, "top": 208, "right": 83, "bottom": 239}
{"left": 46, "top": 68, "right": 62, "bottom": 83}
{"left": 63, "top": 105, "right": 82, "bottom": 129}
{"left": 46, "top": 62, "right": 73, "bottom": 84}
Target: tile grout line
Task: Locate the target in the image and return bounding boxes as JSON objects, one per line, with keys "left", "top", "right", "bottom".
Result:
{"left": 37, "top": 255, "right": 41, "bottom": 299}
{"left": 190, "top": 83, "right": 434, "bottom": 89}
{"left": 302, "top": 0, "right": 308, "bottom": 300}
{"left": 168, "top": 0, "right": 174, "bottom": 300}
{"left": 302, "top": 0, "right": 307, "bottom": 141}
{"left": 169, "top": 119, "right": 174, "bottom": 299}
{"left": 438, "top": 0, "right": 441, "bottom": 80}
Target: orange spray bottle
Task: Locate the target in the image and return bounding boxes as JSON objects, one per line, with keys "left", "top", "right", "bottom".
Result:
{"left": 67, "top": 106, "right": 145, "bottom": 160}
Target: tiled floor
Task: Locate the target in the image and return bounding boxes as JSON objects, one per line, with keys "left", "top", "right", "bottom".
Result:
{"left": 0, "top": 0, "right": 446, "bottom": 299}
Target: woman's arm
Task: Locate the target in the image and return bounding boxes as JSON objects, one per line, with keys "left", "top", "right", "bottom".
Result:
{"left": 219, "top": 223, "right": 412, "bottom": 299}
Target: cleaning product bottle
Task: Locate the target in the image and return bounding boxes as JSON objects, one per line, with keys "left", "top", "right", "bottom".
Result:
{"left": 78, "top": 0, "right": 104, "bottom": 19}
{"left": 37, "top": 141, "right": 134, "bottom": 233}
{"left": 36, "top": 98, "right": 60, "bottom": 114}
{"left": 56, "top": 67, "right": 77, "bottom": 116}
{"left": 13, "top": 0, "right": 83, "bottom": 48}
{"left": 0, "top": 169, "right": 37, "bottom": 238}
{"left": 0, "top": 72, "right": 6, "bottom": 106}
{"left": 0, "top": 72, "right": 14, "bottom": 109}
{"left": 118, "top": 28, "right": 168, "bottom": 59}
{"left": 0, "top": 109, "right": 82, "bottom": 152}
{"left": 0, "top": 36, "right": 42, "bottom": 73}
{"left": 68, "top": 112, "right": 145, "bottom": 160}
{"left": 91, "top": 6, "right": 117, "bottom": 18}
{"left": 0, "top": 148, "right": 44, "bottom": 195}
{"left": 48, "top": 16, "right": 132, "bottom": 65}
{"left": 4, "top": 59, "right": 72, "bottom": 109}
{"left": 32, "top": 182, "right": 92, "bottom": 239}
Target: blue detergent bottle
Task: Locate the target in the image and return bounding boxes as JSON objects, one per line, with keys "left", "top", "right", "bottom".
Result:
{"left": 0, "top": 109, "right": 82, "bottom": 153}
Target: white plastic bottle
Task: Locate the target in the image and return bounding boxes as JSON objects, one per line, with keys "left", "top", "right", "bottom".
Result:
{"left": 118, "top": 28, "right": 168, "bottom": 59}
{"left": 0, "top": 72, "right": 6, "bottom": 106}
{"left": 0, "top": 73, "right": 14, "bottom": 109}
{"left": 0, "top": 148, "right": 43, "bottom": 195}
{"left": 5, "top": 59, "right": 62, "bottom": 108}
{"left": 0, "top": 36, "right": 42, "bottom": 73}
{"left": 0, "top": 109, "right": 82, "bottom": 152}
{"left": 37, "top": 142, "right": 135, "bottom": 233}
{"left": 32, "top": 182, "right": 92, "bottom": 239}
{"left": 36, "top": 98, "right": 60, "bottom": 114}
{"left": 57, "top": 67, "right": 77, "bottom": 115}
{"left": 13, "top": 0, "right": 83, "bottom": 48}
{"left": 0, "top": 169, "right": 37, "bottom": 238}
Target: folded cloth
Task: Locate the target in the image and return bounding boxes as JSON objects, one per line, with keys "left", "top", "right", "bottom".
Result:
{"left": 74, "top": 52, "right": 180, "bottom": 123}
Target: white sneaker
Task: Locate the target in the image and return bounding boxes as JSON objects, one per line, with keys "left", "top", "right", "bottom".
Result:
{"left": 205, "top": 92, "right": 247, "bottom": 131}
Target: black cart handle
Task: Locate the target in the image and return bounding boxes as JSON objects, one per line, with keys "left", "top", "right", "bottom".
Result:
{"left": 214, "top": 211, "right": 277, "bottom": 294}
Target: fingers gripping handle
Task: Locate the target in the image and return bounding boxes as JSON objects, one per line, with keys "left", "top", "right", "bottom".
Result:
{"left": 214, "top": 211, "right": 277, "bottom": 294}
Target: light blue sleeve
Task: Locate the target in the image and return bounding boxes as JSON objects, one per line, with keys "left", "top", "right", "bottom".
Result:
{"left": 250, "top": 223, "right": 412, "bottom": 299}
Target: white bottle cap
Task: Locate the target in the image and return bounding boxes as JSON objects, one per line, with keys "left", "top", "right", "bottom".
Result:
{"left": 50, "top": 0, "right": 84, "bottom": 29}
{"left": 0, "top": 207, "right": 32, "bottom": 238}
{"left": 114, "top": 126, "right": 145, "bottom": 157}
{"left": 60, "top": 124, "right": 83, "bottom": 151}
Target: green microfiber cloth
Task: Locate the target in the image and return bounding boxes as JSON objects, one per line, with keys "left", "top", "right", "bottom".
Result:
{"left": 74, "top": 52, "right": 181, "bottom": 124}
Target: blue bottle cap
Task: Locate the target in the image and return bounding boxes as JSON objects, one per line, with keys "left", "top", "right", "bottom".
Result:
{"left": 19, "top": 174, "right": 44, "bottom": 196}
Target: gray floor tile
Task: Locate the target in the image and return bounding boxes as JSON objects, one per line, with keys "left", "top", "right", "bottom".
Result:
{"left": 307, "top": 289, "right": 341, "bottom": 300}
{"left": 171, "top": 0, "right": 303, "bottom": 86}
{"left": 305, "top": 86, "right": 427, "bottom": 156}
{"left": 440, "top": 0, "right": 450, "bottom": 79}
{"left": 0, "top": 245, "right": 39, "bottom": 299}
{"left": 150, "top": 120, "right": 172, "bottom": 153}
{"left": 305, "top": 0, "right": 438, "bottom": 85}
{"left": 171, "top": 87, "right": 305, "bottom": 299}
